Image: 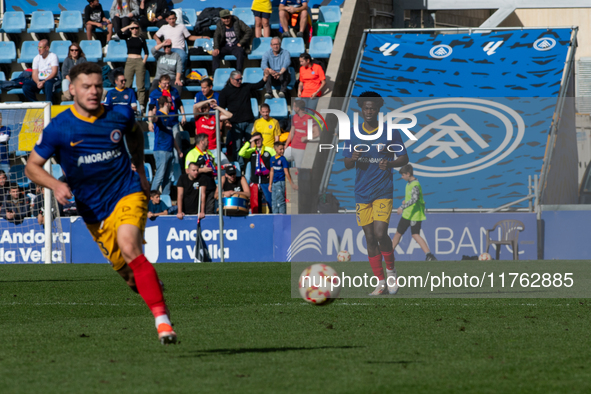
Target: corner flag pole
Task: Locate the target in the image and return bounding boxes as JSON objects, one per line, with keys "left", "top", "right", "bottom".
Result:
{"left": 214, "top": 108, "right": 224, "bottom": 262}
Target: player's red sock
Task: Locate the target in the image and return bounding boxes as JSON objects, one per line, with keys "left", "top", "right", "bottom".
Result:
{"left": 368, "top": 254, "right": 385, "bottom": 281}
{"left": 382, "top": 250, "right": 395, "bottom": 271}
{"left": 128, "top": 254, "right": 167, "bottom": 318}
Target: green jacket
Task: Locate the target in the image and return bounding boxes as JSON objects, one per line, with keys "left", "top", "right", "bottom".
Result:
{"left": 239, "top": 142, "right": 276, "bottom": 184}
{"left": 213, "top": 16, "right": 253, "bottom": 50}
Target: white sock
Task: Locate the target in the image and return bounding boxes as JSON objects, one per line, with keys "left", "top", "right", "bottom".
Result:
{"left": 378, "top": 279, "right": 386, "bottom": 287}
{"left": 155, "top": 314, "right": 172, "bottom": 329}
{"left": 386, "top": 268, "right": 397, "bottom": 277}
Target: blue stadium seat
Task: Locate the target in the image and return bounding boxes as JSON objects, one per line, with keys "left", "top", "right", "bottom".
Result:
{"left": 0, "top": 42, "right": 16, "bottom": 64}
{"left": 9, "top": 164, "right": 30, "bottom": 188}
{"left": 50, "top": 40, "right": 72, "bottom": 63}
{"left": 60, "top": 101, "right": 74, "bottom": 106}
{"left": 144, "top": 163, "right": 153, "bottom": 183}
{"left": 2, "top": 11, "right": 26, "bottom": 34}
{"left": 268, "top": 67, "right": 296, "bottom": 91}
{"left": 51, "top": 164, "right": 64, "bottom": 180}
{"left": 144, "top": 39, "right": 157, "bottom": 62}
{"left": 6, "top": 72, "right": 23, "bottom": 95}
{"left": 248, "top": 37, "right": 272, "bottom": 60}
{"left": 265, "top": 98, "right": 288, "bottom": 118}
{"left": 160, "top": 194, "right": 172, "bottom": 207}
{"left": 27, "top": 11, "right": 55, "bottom": 34}
{"left": 184, "top": 68, "right": 208, "bottom": 92}
{"left": 104, "top": 41, "right": 128, "bottom": 63}
{"left": 182, "top": 99, "right": 195, "bottom": 122}
{"left": 0, "top": 72, "right": 5, "bottom": 81}
{"left": 281, "top": 37, "right": 305, "bottom": 57}
{"left": 80, "top": 40, "right": 102, "bottom": 62}
{"left": 243, "top": 67, "right": 264, "bottom": 84}
{"left": 144, "top": 132, "right": 154, "bottom": 155}
{"left": 251, "top": 98, "right": 259, "bottom": 118}
{"left": 132, "top": 72, "right": 151, "bottom": 91}
{"left": 17, "top": 41, "right": 39, "bottom": 63}
{"left": 270, "top": 8, "right": 281, "bottom": 30}
{"left": 319, "top": 6, "right": 341, "bottom": 23}
{"left": 181, "top": 9, "right": 197, "bottom": 31}
{"left": 56, "top": 11, "right": 83, "bottom": 33}
{"left": 233, "top": 8, "right": 255, "bottom": 27}
{"left": 309, "top": 36, "right": 333, "bottom": 59}
{"left": 190, "top": 38, "right": 213, "bottom": 61}
{"left": 213, "top": 68, "right": 235, "bottom": 91}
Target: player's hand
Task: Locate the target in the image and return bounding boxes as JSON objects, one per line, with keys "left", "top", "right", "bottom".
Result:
{"left": 351, "top": 151, "right": 361, "bottom": 161}
{"left": 177, "top": 212, "right": 184, "bottom": 220}
{"left": 379, "top": 159, "right": 389, "bottom": 170}
{"left": 198, "top": 211, "right": 205, "bottom": 220}
{"left": 54, "top": 181, "right": 73, "bottom": 205}
{"left": 397, "top": 207, "right": 402, "bottom": 215}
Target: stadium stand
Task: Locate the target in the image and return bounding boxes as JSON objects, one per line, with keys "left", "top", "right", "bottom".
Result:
{"left": 269, "top": 9, "right": 281, "bottom": 30}
{"left": 281, "top": 38, "right": 305, "bottom": 57}
{"left": 56, "top": 11, "right": 84, "bottom": 34}
{"left": 264, "top": 98, "right": 288, "bottom": 118}
{"left": 50, "top": 40, "right": 72, "bottom": 63}
{"left": 132, "top": 73, "right": 151, "bottom": 91}
{"left": 17, "top": 41, "right": 39, "bottom": 64}
{"left": 79, "top": 40, "right": 102, "bottom": 62}
{"left": 318, "top": 6, "right": 341, "bottom": 23}
{"left": 144, "top": 132, "right": 155, "bottom": 155}
{"left": 181, "top": 9, "right": 197, "bottom": 31}
{"left": 104, "top": 41, "right": 128, "bottom": 63}
{"left": 184, "top": 68, "right": 208, "bottom": 92}
{"left": 27, "top": 11, "right": 55, "bottom": 34}
{"left": 233, "top": 8, "right": 255, "bottom": 27}
{"left": 212, "top": 68, "right": 235, "bottom": 91}
{"left": 248, "top": 37, "right": 273, "bottom": 61}
{"left": 251, "top": 98, "right": 259, "bottom": 118}
{"left": 160, "top": 194, "right": 172, "bottom": 207}
{"left": 0, "top": 42, "right": 17, "bottom": 64}
{"left": 309, "top": 36, "right": 333, "bottom": 58}
{"left": 1, "top": 11, "right": 26, "bottom": 34}
{"left": 9, "top": 164, "right": 29, "bottom": 187}
{"left": 243, "top": 68, "right": 264, "bottom": 85}
{"left": 144, "top": 163, "right": 153, "bottom": 183}
{"left": 145, "top": 39, "right": 157, "bottom": 62}
{"left": 182, "top": 99, "right": 195, "bottom": 122}
{"left": 190, "top": 38, "right": 213, "bottom": 62}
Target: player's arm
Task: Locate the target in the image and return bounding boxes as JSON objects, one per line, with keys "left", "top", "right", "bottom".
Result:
{"left": 240, "top": 176, "right": 251, "bottom": 198}
{"left": 212, "top": 103, "right": 232, "bottom": 121}
{"left": 343, "top": 143, "right": 360, "bottom": 169}
{"left": 268, "top": 168, "right": 274, "bottom": 192}
{"left": 176, "top": 186, "right": 184, "bottom": 219}
{"left": 125, "top": 123, "right": 150, "bottom": 196}
{"left": 25, "top": 151, "right": 72, "bottom": 205}
{"left": 400, "top": 185, "right": 419, "bottom": 210}
{"left": 379, "top": 153, "right": 409, "bottom": 170}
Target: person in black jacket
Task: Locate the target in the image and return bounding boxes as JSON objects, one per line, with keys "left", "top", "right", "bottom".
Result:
{"left": 3, "top": 184, "right": 29, "bottom": 225}
{"left": 84, "top": 0, "right": 113, "bottom": 42}
{"left": 219, "top": 69, "right": 270, "bottom": 165}
{"left": 138, "top": 0, "right": 169, "bottom": 31}
{"left": 212, "top": 10, "right": 253, "bottom": 73}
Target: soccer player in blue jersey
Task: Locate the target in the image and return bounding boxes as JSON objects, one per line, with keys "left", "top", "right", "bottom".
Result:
{"left": 103, "top": 71, "right": 138, "bottom": 111}
{"left": 343, "top": 91, "right": 409, "bottom": 295}
{"left": 24, "top": 62, "right": 177, "bottom": 345}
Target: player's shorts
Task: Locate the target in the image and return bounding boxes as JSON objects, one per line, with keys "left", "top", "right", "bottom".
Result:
{"left": 252, "top": 11, "right": 271, "bottom": 19}
{"left": 86, "top": 191, "right": 148, "bottom": 271}
{"left": 396, "top": 217, "right": 422, "bottom": 235}
{"left": 355, "top": 199, "right": 393, "bottom": 227}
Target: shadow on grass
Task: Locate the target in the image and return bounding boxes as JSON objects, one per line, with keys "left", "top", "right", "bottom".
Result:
{"left": 0, "top": 279, "right": 103, "bottom": 283}
{"left": 179, "top": 345, "right": 363, "bottom": 358}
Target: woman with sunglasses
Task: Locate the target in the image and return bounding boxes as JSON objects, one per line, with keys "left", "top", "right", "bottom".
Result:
{"left": 61, "top": 43, "right": 87, "bottom": 101}
{"left": 120, "top": 21, "right": 149, "bottom": 107}
{"left": 110, "top": 0, "right": 140, "bottom": 37}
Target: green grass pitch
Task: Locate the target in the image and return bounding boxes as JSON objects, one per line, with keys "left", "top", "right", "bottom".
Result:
{"left": 1, "top": 262, "right": 591, "bottom": 393}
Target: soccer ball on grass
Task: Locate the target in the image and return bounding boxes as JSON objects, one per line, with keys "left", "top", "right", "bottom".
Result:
{"left": 299, "top": 264, "right": 341, "bottom": 305}
{"left": 478, "top": 252, "right": 492, "bottom": 261}
{"left": 337, "top": 250, "right": 351, "bottom": 262}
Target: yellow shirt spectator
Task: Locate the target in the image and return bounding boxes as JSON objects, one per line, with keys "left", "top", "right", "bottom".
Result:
{"left": 252, "top": 0, "right": 272, "bottom": 14}
{"left": 253, "top": 116, "right": 281, "bottom": 149}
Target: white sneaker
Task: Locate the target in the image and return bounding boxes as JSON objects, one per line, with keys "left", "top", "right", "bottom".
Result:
{"left": 386, "top": 274, "right": 399, "bottom": 295}
{"left": 369, "top": 282, "right": 388, "bottom": 296}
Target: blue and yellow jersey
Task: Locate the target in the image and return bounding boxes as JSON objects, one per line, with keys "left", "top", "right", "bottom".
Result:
{"left": 34, "top": 104, "right": 142, "bottom": 224}
{"left": 104, "top": 87, "right": 137, "bottom": 107}
{"left": 342, "top": 122, "right": 408, "bottom": 204}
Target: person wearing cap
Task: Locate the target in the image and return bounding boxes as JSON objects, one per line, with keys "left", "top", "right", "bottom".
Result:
{"left": 212, "top": 9, "right": 253, "bottom": 73}
{"left": 216, "top": 165, "right": 250, "bottom": 200}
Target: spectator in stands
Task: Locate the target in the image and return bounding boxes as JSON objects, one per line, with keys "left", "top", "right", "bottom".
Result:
{"left": 22, "top": 40, "right": 60, "bottom": 104}
{"left": 3, "top": 185, "right": 29, "bottom": 225}
{"left": 252, "top": 0, "right": 272, "bottom": 38}
{"left": 239, "top": 132, "right": 276, "bottom": 212}
{"left": 104, "top": 71, "right": 138, "bottom": 110}
{"left": 148, "top": 74, "right": 186, "bottom": 149}
{"left": 279, "top": 0, "right": 309, "bottom": 38}
{"left": 219, "top": 69, "right": 271, "bottom": 164}
{"left": 151, "top": 96, "right": 183, "bottom": 196}
{"left": 184, "top": 133, "right": 216, "bottom": 173}
{"left": 155, "top": 12, "right": 201, "bottom": 73}
{"left": 148, "top": 190, "right": 169, "bottom": 219}
{"left": 269, "top": 141, "right": 297, "bottom": 214}
{"left": 194, "top": 78, "right": 219, "bottom": 104}
{"left": 61, "top": 43, "right": 87, "bottom": 102}
{"left": 285, "top": 99, "right": 319, "bottom": 168}
{"left": 177, "top": 162, "right": 206, "bottom": 220}
{"left": 30, "top": 183, "right": 44, "bottom": 219}
{"left": 0, "top": 113, "right": 12, "bottom": 175}
{"left": 151, "top": 39, "right": 183, "bottom": 93}
{"left": 84, "top": 0, "right": 114, "bottom": 43}
{"left": 138, "top": 0, "right": 169, "bottom": 31}
{"left": 298, "top": 53, "right": 325, "bottom": 107}
{"left": 262, "top": 37, "right": 291, "bottom": 99}
{"left": 119, "top": 22, "right": 149, "bottom": 107}
{"left": 212, "top": 10, "right": 253, "bottom": 73}
{"left": 110, "top": 0, "right": 140, "bottom": 38}
{"left": 193, "top": 99, "right": 233, "bottom": 152}
{"left": 0, "top": 170, "right": 10, "bottom": 205}
{"left": 253, "top": 103, "right": 281, "bottom": 149}
{"left": 217, "top": 164, "right": 250, "bottom": 199}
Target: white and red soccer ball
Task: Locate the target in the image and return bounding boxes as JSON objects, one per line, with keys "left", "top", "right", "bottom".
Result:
{"left": 337, "top": 250, "right": 351, "bottom": 262}
{"left": 299, "top": 264, "right": 341, "bottom": 305}
{"left": 478, "top": 252, "right": 492, "bottom": 261}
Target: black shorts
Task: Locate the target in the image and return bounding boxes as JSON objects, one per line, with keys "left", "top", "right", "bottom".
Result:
{"left": 396, "top": 217, "right": 422, "bottom": 235}
{"left": 253, "top": 11, "right": 271, "bottom": 19}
